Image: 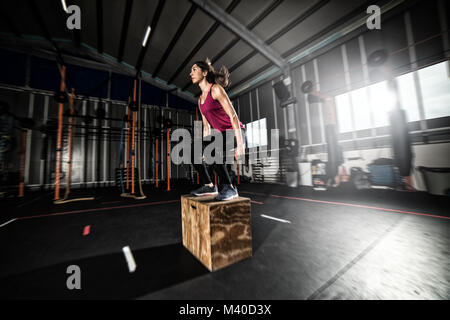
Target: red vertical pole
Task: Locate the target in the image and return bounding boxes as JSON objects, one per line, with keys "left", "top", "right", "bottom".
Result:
{"left": 126, "top": 97, "right": 130, "bottom": 190}
{"left": 167, "top": 129, "right": 170, "bottom": 191}
{"left": 54, "top": 66, "right": 66, "bottom": 200}
{"left": 131, "top": 80, "right": 137, "bottom": 194}
{"left": 155, "top": 138, "right": 159, "bottom": 188}
{"left": 131, "top": 109, "right": 136, "bottom": 194}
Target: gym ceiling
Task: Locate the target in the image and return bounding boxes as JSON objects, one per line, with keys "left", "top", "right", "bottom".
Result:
{"left": 0, "top": 0, "right": 407, "bottom": 102}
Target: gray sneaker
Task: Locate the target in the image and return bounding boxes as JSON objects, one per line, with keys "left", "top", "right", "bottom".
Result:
{"left": 190, "top": 185, "right": 218, "bottom": 196}
{"left": 215, "top": 184, "right": 239, "bottom": 201}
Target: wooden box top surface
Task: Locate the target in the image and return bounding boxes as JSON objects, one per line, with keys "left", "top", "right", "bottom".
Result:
{"left": 181, "top": 195, "right": 250, "bottom": 207}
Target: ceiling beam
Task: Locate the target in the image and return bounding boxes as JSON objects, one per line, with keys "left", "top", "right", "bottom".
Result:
{"left": 194, "top": 0, "right": 326, "bottom": 97}
{"left": 117, "top": 0, "right": 134, "bottom": 63}
{"left": 228, "top": 0, "right": 384, "bottom": 97}
{"left": 181, "top": 0, "right": 284, "bottom": 92}
{"left": 73, "top": 41, "right": 196, "bottom": 102}
{"left": 0, "top": 32, "right": 199, "bottom": 106}
{"left": 27, "top": 0, "right": 65, "bottom": 67}
{"left": 0, "top": 3, "right": 22, "bottom": 38}
{"left": 190, "top": 0, "right": 287, "bottom": 70}
{"left": 227, "top": 0, "right": 329, "bottom": 74}
{"left": 152, "top": 4, "right": 197, "bottom": 79}
{"left": 266, "top": 0, "right": 330, "bottom": 45}
{"left": 135, "top": 0, "right": 166, "bottom": 72}
{"left": 0, "top": 33, "right": 197, "bottom": 103}
{"left": 167, "top": 0, "right": 241, "bottom": 85}
{"left": 96, "top": 0, "right": 104, "bottom": 53}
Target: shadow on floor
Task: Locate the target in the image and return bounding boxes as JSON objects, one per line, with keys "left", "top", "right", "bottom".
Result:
{"left": 0, "top": 243, "right": 209, "bottom": 299}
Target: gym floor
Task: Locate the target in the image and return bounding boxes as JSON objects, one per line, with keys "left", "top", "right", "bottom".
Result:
{"left": 1, "top": 182, "right": 448, "bottom": 300}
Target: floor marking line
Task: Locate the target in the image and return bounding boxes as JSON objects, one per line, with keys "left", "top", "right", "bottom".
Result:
{"left": 241, "top": 191, "right": 268, "bottom": 197}
{"left": 307, "top": 215, "right": 406, "bottom": 300}
{"left": 122, "top": 246, "right": 137, "bottom": 273}
{"left": 269, "top": 194, "right": 450, "bottom": 220}
{"left": 16, "top": 199, "right": 180, "bottom": 221}
{"left": 83, "top": 225, "right": 91, "bottom": 236}
{"left": 101, "top": 201, "right": 123, "bottom": 205}
{"left": 251, "top": 200, "right": 264, "bottom": 205}
{"left": 260, "top": 214, "right": 291, "bottom": 224}
{"left": 241, "top": 191, "right": 449, "bottom": 220}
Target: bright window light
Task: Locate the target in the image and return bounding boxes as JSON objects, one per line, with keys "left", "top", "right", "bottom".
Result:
{"left": 246, "top": 119, "right": 268, "bottom": 148}
{"left": 418, "top": 61, "right": 450, "bottom": 119}
{"left": 368, "top": 81, "right": 395, "bottom": 127}
{"left": 336, "top": 93, "right": 353, "bottom": 133}
{"left": 260, "top": 118, "right": 268, "bottom": 146}
{"left": 351, "top": 87, "right": 372, "bottom": 130}
{"left": 397, "top": 72, "right": 420, "bottom": 121}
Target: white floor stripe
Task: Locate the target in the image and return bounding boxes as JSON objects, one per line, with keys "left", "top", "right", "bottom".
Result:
{"left": 122, "top": 246, "right": 137, "bottom": 273}
{"left": 0, "top": 219, "right": 17, "bottom": 228}
{"left": 260, "top": 214, "right": 291, "bottom": 224}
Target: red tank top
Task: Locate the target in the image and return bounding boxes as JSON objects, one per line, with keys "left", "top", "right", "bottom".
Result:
{"left": 199, "top": 84, "right": 244, "bottom": 132}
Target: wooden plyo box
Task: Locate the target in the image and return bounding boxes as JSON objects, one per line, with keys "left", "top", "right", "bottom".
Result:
{"left": 181, "top": 195, "right": 252, "bottom": 272}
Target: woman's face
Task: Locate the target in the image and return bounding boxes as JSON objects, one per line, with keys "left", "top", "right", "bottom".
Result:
{"left": 190, "top": 64, "right": 206, "bottom": 84}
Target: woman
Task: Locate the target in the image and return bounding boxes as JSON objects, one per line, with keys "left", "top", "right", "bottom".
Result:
{"left": 189, "top": 58, "right": 245, "bottom": 201}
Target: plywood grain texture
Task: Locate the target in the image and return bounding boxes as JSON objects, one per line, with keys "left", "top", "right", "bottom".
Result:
{"left": 181, "top": 195, "right": 252, "bottom": 271}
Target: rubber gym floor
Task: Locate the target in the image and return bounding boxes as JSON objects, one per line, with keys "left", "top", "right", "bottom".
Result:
{"left": 0, "top": 181, "right": 448, "bottom": 300}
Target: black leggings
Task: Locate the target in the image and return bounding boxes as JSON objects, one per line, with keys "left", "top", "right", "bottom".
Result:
{"left": 192, "top": 129, "right": 245, "bottom": 186}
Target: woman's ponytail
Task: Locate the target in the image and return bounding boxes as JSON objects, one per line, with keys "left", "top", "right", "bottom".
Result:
{"left": 194, "top": 58, "right": 231, "bottom": 89}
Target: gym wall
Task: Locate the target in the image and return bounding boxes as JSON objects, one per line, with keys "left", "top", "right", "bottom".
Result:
{"left": 0, "top": 52, "right": 195, "bottom": 190}
{"left": 231, "top": 0, "right": 450, "bottom": 188}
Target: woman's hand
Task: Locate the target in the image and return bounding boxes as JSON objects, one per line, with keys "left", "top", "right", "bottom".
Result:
{"left": 234, "top": 143, "right": 244, "bottom": 162}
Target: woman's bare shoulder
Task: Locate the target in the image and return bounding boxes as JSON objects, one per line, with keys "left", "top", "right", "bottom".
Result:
{"left": 211, "top": 83, "right": 226, "bottom": 99}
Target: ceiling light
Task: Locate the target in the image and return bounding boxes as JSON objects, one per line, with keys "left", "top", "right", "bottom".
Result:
{"left": 142, "top": 26, "right": 152, "bottom": 47}
{"left": 61, "top": 0, "right": 68, "bottom": 13}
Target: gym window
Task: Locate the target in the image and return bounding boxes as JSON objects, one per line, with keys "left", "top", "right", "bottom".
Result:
{"left": 335, "top": 94, "right": 353, "bottom": 133}
{"left": 336, "top": 60, "right": 450, "bottom": 134}
{"left": 397, "top": 72, "right": 420, "bottom": 122}
{"left": 418, "top": 60, "right": 450, "bottom": 120}
{"left": 246, "top": 118, "right": 268, "bottom": 148}
{"left": 368, "top": 81, "right": 395, "bottom": 128}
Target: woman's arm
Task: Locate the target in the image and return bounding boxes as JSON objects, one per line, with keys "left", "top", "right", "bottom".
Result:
{"left": 201, "top": 114, "right": 211, "bottom": 138}
{"left": 197, "top": 99, "right": 211, "bottom": 138}
{"left": 211, "top": 84, "right": 244, "bottom": 160}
